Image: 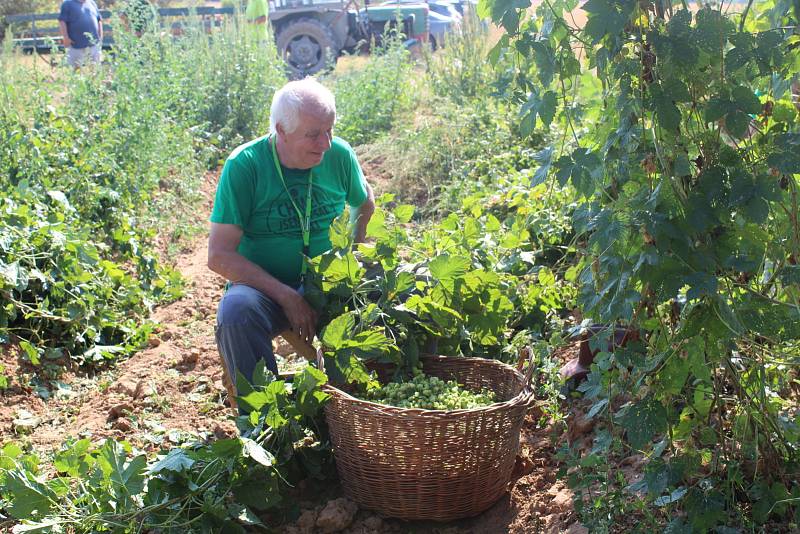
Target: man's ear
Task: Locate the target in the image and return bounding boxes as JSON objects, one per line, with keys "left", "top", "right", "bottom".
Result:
{"left": 275, "top": 122, "right": 285, "bottom": 140}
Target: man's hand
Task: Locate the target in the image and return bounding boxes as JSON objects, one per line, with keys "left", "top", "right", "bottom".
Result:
{"left": 58, "top": 20, "right": 72, "bottom": 47}
{"left": 209, "top": 222, "right": 318, "bottom": 343}
{"left": 353, "top": 182, "right": 376, "bottom": 244}
{"left": 276, "top": 287, "right": 317, "bottom": 344}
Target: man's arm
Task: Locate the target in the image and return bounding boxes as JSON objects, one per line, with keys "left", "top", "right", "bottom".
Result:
{"left": 96, "top": 7, "right": 103, "bottom": 43}
{"left": 208, "top": 222, "right": 318, "bottom": 343}
{"left": 352, "top": 182, "right": 376, "bottom": 244}
{"left": 58, "top": 20, "right": 72, "bottom": 47}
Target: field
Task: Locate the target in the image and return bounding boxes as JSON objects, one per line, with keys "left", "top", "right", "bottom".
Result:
{"left": 1, "top": 1, "right": 800, "bottom": 533}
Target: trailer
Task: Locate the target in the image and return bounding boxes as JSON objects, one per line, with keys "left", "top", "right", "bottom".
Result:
{"left": 4, "top": 6, "right": 234, "bottom": 52}
{"left": 269, "top": 0, "right": 429, "bottom": 75}
{"left": 4, "top": 1, "right": 428, "bottom": 75}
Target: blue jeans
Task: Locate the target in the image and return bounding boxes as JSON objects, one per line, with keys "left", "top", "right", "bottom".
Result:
{"left": 215, "top": 284, "right": 289, "bottom": 393}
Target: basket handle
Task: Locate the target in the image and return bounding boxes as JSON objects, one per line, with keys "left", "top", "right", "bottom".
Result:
{"left": 516, "top": 346, "right": 536, "bottom": 388}
{"left": 279, "top": 329, "right": 318, "bottom": 362}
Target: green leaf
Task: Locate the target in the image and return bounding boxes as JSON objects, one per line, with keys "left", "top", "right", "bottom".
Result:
{"left": 583, "top": 0, "right": 631, "bottom": 44}
{"left": 520, "top": 89, "right": 557, "bottom": 134}
{"left": 148, "top": 448, "right": 195, "bottom": 475}
{"left": 95, "top": 441, "right": 146, "bottom": 499}
{"left": 235, "top": 370, "right": 256, "bottom": 400}
{"left": 18, "top": 341, "right": 40, "bottom": 366}
{"left": 383, "top": 270, "right": 415, "bottom": 300}
{"left": 660, "top": 353, "right": 690, "bottom": 395}
{"left": 731, "top": 85, "right": 761, "bottom": 115}
{"left": 532, "top": 41, "right": 556, "bottom": 87}
{"left": 705, "top": 86, "right": 760, "bottom": 138}
{"left": 46, "top": 190, "right": 71, "bottom": 209}
{"left": 4, "top": 471, "right": 55, "bottom": 519}
{"left": 685, "top": 488, "right": 726, "bottom": 530}
{"left": 393, "top": 205, "right": 414, "bottom": 223}
{"left": 654, "top": 486, "right": 687, "bottom": 506}
{"left": 294, "top": 365, "right": 328, "bottom": 394}
{"left": 618, "top": 398, "right": 667, "bottom": 450}
{"left": 725, "top": 111, "right": 750, "bottom": 138}
{"left": 1, "top": 442, "right": 23, "bottom": 463}
{"left": 10, "top": 518, "right": 62, "bottom": 532}
{"left": 662, "top": 78, "right": 692, "bottom": 102}
{"left": 321, "top": 313, "right": 356, "bottom": 350}
{"left": 238, "top": 390, "right": 271, "bottom": 412}
{"left": 664, "top": 518, "right": 690, "bottom": 534}
{"left": 0, "top": 260, "right": 20, "bottom": 288}
{"left": 497, "top": 0, "right": 531, "bottom": 32}
{"left": 477, "top": 0, "right": 493, "bottom": 19}
{"left": 241, "top": 438, "right": 275, "bottom": 468}
{"left": 685, "top": 272, "right": 718, "bottom": 300}
{"left": 673, "top": 154, "right": 691, "bottom": 177}
{"left": 228, "top": 504, "right": 264, "bottom": 526}
{"left": 328, "top": 211, "right": 352, "bottom": 250}
{"left": 487, "top": 34, "right": 509, "bottom": 65}
{"left": 342, "top": 329, "right": 397, "bottom": 360}
{"left": 366, "top": 207, "right": 389, "bottom": 240}
{"left": 211, "top": 438, "right": 243, "bottom": 458}
{"left": 116, "top": 455, "right": 147, "bottom": 497}
{"left": 767, "top": 133, "right": 800, "bottom": 174}
{"left": 655, "top": 91, "right": 682, "bottom": 132}
{"left": 53, "top": 439, "right": 92, "bottom": 477}
{"left": 531, "top": 146, "right": 554, "bottom": 187}
{"left": 693, "top": 7, "right": 734, "bottom": 53}
{"left": 705, "top": 95, "right": 730, "bottom": 123}
{"left": 317, "top": 253, "right": 364, "bottom": 290}
{"left": 251, "top": 359, "right": 274, "bottom": 388}
{"left": 428, "top": 254, "right": 470, "bottom": 283}
{"left": 554, "top": 148, "right": 601, "bottom": 196}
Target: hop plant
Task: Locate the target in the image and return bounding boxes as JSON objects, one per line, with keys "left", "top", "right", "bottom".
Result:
{"left": 363, "top": 367, "right": 496, "bottom": 410}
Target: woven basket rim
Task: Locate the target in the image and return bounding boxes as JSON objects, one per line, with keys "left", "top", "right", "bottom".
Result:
{"left": 322, "top": 354, "right": 534, "bottom": 416}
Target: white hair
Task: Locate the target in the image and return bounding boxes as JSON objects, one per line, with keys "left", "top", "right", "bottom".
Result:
{"left": 269, "top": 77, "right": 336, "bottom": 135}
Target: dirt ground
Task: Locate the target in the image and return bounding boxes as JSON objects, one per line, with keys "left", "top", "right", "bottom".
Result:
{"left": 0, "top": 168, "right": 591, "bottom": 534}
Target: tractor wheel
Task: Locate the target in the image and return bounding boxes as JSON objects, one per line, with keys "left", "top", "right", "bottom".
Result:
{"left": 276, "top": 18, "right": 338, "bottom": 77}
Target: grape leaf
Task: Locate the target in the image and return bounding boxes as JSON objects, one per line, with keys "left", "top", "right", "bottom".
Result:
{"left": 618, "top": 398, "right": 667, "bottom": 450}
{"left": 583, "top": 0, "right": 631, "bottom": 44}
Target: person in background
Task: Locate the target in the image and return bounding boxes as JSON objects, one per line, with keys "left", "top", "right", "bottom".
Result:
{"left": 207, "top": 78, "right": 375, "bottom": 400}
{"left": 58, "top": 0, "right": 103, "bottom": 68}
{"left": 244, "top": 0, "right": 269, "bottom": 43}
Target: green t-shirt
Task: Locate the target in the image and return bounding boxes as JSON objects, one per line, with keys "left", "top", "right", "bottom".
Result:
{"left": 210, "top": 135, "right": 368, "bottom": 288}
{"left": 244, "top": 0, "right": 269, "bottom": 42}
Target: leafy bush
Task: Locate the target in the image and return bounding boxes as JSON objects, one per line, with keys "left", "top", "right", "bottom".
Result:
{"left": 0, "top": 365, "right": 332, "bottom": 532}
{"left": 0, "top": 18, "right": 286, "bottom": 371}
{"left": 422, "top": 12, "right": 498, "bottom": 104}
{"left": 487, "top": 0, "right": 800, "bottom": 528}
{"left": 329, "top": 33, "right": 414, "bottom": 147}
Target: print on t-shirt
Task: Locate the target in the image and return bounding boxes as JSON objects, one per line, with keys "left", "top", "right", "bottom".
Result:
{"left": 266, "top": 185, "right": 338, "bottom": 236}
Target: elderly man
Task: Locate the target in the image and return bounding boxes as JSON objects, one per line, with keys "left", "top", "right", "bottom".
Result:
{"left": 208, "top": 78, "right": 375, "bottom": 394}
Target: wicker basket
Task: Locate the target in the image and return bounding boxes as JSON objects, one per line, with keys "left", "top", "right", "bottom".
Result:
{"left": 321, "top": 354, "right": 535, "bottom": 521}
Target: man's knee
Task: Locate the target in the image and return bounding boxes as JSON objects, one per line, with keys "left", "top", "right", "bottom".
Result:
{"left": 218, "top": 285, "right": 261, "bottom": 326}
{"left": 216, "top": 284, "right": 283, "bottom": 335}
